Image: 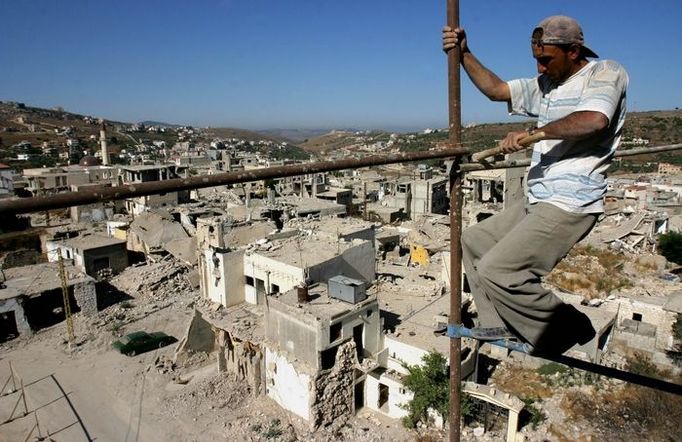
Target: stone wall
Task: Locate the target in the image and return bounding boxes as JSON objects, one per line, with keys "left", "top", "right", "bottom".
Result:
{"left": 0, "top": 297, "right": 32, "bottom": 336}
{"left": 218, "top": 329, "right": 264, "bottom": 396}
{"left": 73, "top": 280, "right": 98, "bottom": 316}
{"left": 309, "top": 341, "right": 356, "bottom": 429}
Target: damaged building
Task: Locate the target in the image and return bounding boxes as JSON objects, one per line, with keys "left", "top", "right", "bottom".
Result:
{"left": 265, "top": 280, "right": 382, "bottom": 427}
{"left": 0, "top": 262, "right": 97, "bottom": 341}
{"left": 197, "top": 215, "right": 376, "bottom": 308}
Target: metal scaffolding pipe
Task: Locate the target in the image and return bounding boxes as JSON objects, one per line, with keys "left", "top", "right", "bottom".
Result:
{"left": 459, "top": 143, "right": 682, "bottom": 172}
{"left": 446, "top": 0, "right": 463, "bottom": 440}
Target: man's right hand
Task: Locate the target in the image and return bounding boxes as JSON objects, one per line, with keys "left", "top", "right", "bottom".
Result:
{"left": 442, "top": 26, "right": 468, "bottom": 54}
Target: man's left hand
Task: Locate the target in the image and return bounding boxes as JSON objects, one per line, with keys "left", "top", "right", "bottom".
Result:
{"left": 499, "top": 130, "right": 532, "bottom": 154}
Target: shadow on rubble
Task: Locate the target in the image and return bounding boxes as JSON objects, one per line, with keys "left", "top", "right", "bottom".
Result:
{"left": 475, "top": 353, "right": 501, "bottom": 384}
{"left": 381, "top": 310, "right": 402, "bottom": 333}
{"left": 96, "top": 281, "right": 134, "bottom": 311}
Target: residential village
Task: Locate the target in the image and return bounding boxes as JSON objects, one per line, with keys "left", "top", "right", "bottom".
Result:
{"left": 0, "top": 106, "right": 681, "bottom": 441}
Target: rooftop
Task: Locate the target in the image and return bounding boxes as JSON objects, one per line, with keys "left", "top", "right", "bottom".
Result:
{"left": 1, "top": 262, "right": 94, "bottom": 300}
{"left": 270, "top": 282, "right": 377, "bottom": 321}
{"left": 49, "top": 233, "right": 125, "bottom": 250}
{"left": 120, "top": 164, "right": 175, "bottom": 171}
{"left": 256, "top": 235, "right": 367, "bottom": 268}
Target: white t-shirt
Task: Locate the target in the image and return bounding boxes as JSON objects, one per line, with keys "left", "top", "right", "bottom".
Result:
{"left": 508, "top": 60, "right": 629, "bottom": 213}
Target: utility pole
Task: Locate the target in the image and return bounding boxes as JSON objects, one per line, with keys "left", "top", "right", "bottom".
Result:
{"left": 57, "top": 253, "right": 75, "bottom": 347}
{"left": 363, "top": 182, "right": 368, "bottom": 221}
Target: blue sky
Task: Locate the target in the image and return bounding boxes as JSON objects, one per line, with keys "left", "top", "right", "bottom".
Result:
{"left": 1, "top": 0, "right": 680, "bottom": 131}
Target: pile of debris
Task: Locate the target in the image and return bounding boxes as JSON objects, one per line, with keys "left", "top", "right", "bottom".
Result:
{"left": 109, "top": 258, "right": 197, "bottom": 301}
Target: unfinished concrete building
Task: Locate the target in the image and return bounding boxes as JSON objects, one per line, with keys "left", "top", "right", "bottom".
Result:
{"left": 119, "top": 165, "right": 185, "bottom": 215}
{"left": 242, "top": 233, "right": 375, "bottom": 306}
{"left": 410, "top": 177, "right": 449, "bottom": 217}
{"left": 274, "top": 173, "right": 328, "bottom": 198}
{"left": 605, "top": 291, "right": 682, "bottom": 368}
{"left": 46, "top": 234, "right": 128, "bottom": 278}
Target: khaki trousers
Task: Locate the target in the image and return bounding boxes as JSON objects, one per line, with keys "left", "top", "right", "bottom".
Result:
{"left": 461, "top": 199, "right": 597, "bottom": 347}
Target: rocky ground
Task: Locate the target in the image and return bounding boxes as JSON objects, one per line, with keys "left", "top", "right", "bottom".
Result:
{"left": 0, "top": 259, "right": 445, "bottom": 441}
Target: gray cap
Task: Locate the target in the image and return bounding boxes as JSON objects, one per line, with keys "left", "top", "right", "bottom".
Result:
{"left": 533, "top": 15, "right": 599, "bottom": 58}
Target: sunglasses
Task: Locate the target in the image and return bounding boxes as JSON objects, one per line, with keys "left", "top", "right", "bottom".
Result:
{"left": 530, "top": 27, "right": 545, "bottom": 47}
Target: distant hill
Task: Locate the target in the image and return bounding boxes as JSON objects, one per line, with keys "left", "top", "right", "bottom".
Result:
{"left": 204, "top": 127, "right": 294, "bottom": 144}
{"left": 260, "top": 128, "right": 360, "bottom": 143}
{"left": 2, "top": 100, "right": 679, "bottom": 162}
{"left": 298, "top": 110, "right": 682, "bottom": 155}
{"left": 139, "top": 120, "right": 182, "bottom": 129}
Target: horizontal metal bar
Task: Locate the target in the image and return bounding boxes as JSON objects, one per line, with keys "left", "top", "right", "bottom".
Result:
{"left": 448, "top": 324, "right": 531, "bottom": 352}
{"left": 459, "top": 143, "right": 682, "bottom": 172}
{"left": 447, "top": 324, "right": 682, "bottom": 395}
{"left": 0, "top": 147, "right": 470, "bottom": 215}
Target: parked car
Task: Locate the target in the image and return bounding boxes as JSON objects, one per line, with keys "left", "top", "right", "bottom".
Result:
{"left": 112, "top": 331, "right": 177, "bottom": 356}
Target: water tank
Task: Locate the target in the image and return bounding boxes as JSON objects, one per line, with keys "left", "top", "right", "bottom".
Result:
{"left": 328, "top": 275, "right": 366, "bottom": 304}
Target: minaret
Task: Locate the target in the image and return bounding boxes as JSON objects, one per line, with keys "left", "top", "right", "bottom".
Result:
{"left": 99, "top": 120, "right": 110, "bottom": 165}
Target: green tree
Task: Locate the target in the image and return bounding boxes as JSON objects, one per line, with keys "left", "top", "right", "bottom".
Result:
{"left": 401, "top": 350, "right": 471, "bottom": 428}
{"left": 658, "top": 231, "right": 682, "bottom": 265}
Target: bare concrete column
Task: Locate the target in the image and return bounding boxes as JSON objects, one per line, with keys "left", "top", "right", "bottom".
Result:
{"left": 100, "top": 121, "right": 109, "bottom": 166}
{"left": 506, "top": 410, "right": 519, "bottom": 442}
{"left": 216, "top": 330, "right": 227, "bottom": 372}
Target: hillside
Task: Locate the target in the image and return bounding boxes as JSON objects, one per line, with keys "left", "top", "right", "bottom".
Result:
{"left": 0, "top": 102, "right": 310, "bottom": 167}
{"left": 299, "top": 110, "right": 682, "bottom": 158}
{"left": 2, "top": 100, "right": 680, "bottom": 170}
{"left": 203, "top": 127, "right": 293, "bottom": 145}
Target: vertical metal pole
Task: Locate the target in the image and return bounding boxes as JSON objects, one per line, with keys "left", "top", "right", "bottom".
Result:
{"left": 363, "top": 182, "right": 368, "bottom": 221}
{"left": 58, "top": 253, "right": 75, "bottom": 347}
{"left": 446, "top": 0, "right": 463, "bottom": 441}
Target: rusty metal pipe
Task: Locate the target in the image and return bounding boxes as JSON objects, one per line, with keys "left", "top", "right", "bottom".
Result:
{"left": 459, "top": 143, "right": 682, "bottom": 172}
{"left": 446, "top": 0, "right": 463, "bottom": 440}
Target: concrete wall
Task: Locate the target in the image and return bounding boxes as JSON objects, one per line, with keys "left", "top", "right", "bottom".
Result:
{"left": 244, "top": 254, "right": 306, "bottom": 305}
{"left": 218, "top": 329, "right": 263, "bottom": 395}
{"left": 202, "top": 249, "right": 245, "bottom": 307}
{"left": 70, "top": 204, "right": 113, "bottom": 223}
{"left": 46, "top": 242, "right": 127, "bottom": 277}
{"left": 384, "top": 336, "right": 476, "bottom": 380}
{"left": 385, "top": 337, "right": 430, "bottom": 375}
{"left": 411, "top": 180, "right": 448, "bottom": 216}
{"left": 106, "top": 221, "right": 129, "bottom": 241}
{"left": 127, "top": 192, "right": 178, "bottom": 215}
{"left": 74, "top": 280, "right": 98, "bottom": 316}
{"left": 604, "top": 298, "right": 677, "bottom": 351}
{"left": 366, "top": 370, "right": 412, "bottom": 419}
{"left": 309, "top": 341, "right": 355, "bottom": 428}
{"left": 504, "top": 160, "right": 526, "bottom": 208}
{"left": 265, "top": 347, "right": 312, "bottom": 421}
{"left": 0, "top": 297, "right": 31, "bottom": 337}
{"left": 321, "top": 301, "right": 381, "bottom": 358}
{"left": 308, "top": 240, "right": 375, "bottom": 285}
{"left": 266, "top": 305, "right": 320, "bottom": 367}
{"left": 83, "top": 244, "right": 128, "bottom": 277}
